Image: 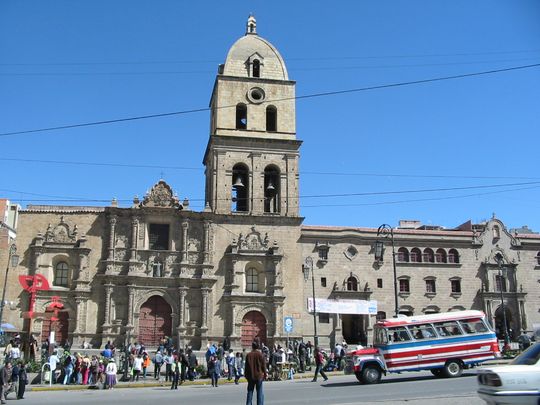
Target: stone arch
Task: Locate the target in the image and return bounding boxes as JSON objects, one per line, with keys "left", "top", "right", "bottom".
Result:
{"left": 134, "top": 289, "right": 176, "bottom": 313}
{"left": 137, "top": 295, "right": 173, "bottom": 347}
{"left": 398, "top": 305, "right": 414, "bottom": 316}
{"left": 39, "top": 298, "right": 75, "bottom": 345}
{"left": 494, "top": 305, "right": 514, "bottom": 340}
{"left": 235, "top": 305, "right": 272, "bottom": 326}
{"left": 344, "top": 274, "right": 360, "bottom": 291}
{"left": 239, "top": 309, "right": 268, "bottom": 348}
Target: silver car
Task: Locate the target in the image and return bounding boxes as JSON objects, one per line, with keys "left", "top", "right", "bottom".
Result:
{"left": 477, "top": 342, "right": 540, "bottom": 405}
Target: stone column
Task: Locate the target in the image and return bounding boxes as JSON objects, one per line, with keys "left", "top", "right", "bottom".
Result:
{"left": 519, "top": 300, "right": 527, "bottom": 331}
{"left": 130, "top": 217, "right": 139, "bottom": 261}
{"left": 104, "top": 283, "right": 113, "bottom": 326}
{"left": 273, "top": 303, "right": 282, "bottom": 338}
{"left": 181, "top": 221, "right": 189, "bottom": 263}
{"left": 108, "top": 216, "right": 117, "bottom": 261}
{"left": 249, "top": 152, "right": 262, "bottom": 214}
{"left": 203, "top": 221, "right": 211, "bottom": 264}
{"left": 127, "top": 285, "right": 135, "bottom": 328}
{"left": 178, "top": 287, "right": 188, "bottom": 328}
{"left": 284, "top": 154, "right": 298, "bottom": 216}
{"left": 201, "top": 288, "right": 210, "bottom": 329}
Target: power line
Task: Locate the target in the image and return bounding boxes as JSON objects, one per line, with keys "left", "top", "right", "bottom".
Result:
{"left": 2, "top": 157, "right": 540, "bottom": 181}
{"left": 4, "top": 180, "right": 540, "bottom": 205}
{"left": 1, "top": 62, "right": 539, "bottom": 138}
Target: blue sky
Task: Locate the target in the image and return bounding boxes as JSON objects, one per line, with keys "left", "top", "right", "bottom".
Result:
{"left": 1, "top": 1, "right": 539, "bottom": 231}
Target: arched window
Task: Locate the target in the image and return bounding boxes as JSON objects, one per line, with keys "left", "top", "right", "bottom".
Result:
{"left": 232, "top": 163, "right": 249, "bottom": 212}
{"left": 397, "top": 247, "right": 409, "bottom": 262}
{"left": 410, "top": 248, "right": 422, "bottom": 263}
{"left": 246, "top": 268, "right": 259, "bottom": 292}
{"left": 264, "top": 165, "right": 280, "bottom": 213}
{"left": 346, "top": 277, "right": 358, "bottom": 291}
{"left": 54, "top": 262, "right": 69, "bottom": 287}
{"left": 236, "top": 103, "right": 247, "bottom": 129}
{"left": 493, "top": 225, "right": 500, "bottom": 240}
{"left": 422, "top": 248, "right": 435, "bottom": 263}
{"left": 495, "top": 274, "right": 507, "bottom": 292}
{"left": 266, "top": 105, "right": 277, "bottom": 132}
{"left": 252, "top": 59, "right": 260, "bottom": 78}
{"left": 448, "top": 249, "right": 459, "bottom": 264}
{"left": 435, "top": 248, "right": 447, "bottom": 263}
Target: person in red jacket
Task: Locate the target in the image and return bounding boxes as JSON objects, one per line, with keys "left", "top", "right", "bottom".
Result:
{"left": 311, "top": 347, "right": 328, "bottom": 382}
{"left": 244, "top": 341, "right": 266, "bottom": 405}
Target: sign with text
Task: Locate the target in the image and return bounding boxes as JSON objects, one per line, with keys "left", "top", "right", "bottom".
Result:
{"left": 307, "top": 298, "right": 378, "bottom": 315}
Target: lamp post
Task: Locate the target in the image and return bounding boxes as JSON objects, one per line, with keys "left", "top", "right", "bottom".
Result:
{"left": 375, "top": 224, "right": 399, "bottom": 318}
{"left": 304, "top": 256, "right": 318, "bottom": 347}
{"left": 495, "top": 254, "right": 510, "bottom": 345}
{"left": 0, "top": 243, "right": 19, "bottom": 333}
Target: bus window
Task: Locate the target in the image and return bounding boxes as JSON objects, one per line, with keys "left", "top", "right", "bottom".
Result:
{"left": 374, "top": 327, "right": 388, "bottom": 345}
{"left": 460, "top": 319, "right": 488, "bottom": 334}
{"left": 411, "top": 324, "right": 436, "bottom": 339}
{"left": 388, "top": 326, "right": 412, "bottom": 342}
{"left": 433, "top": 321, "right": 462, "bottom": 336}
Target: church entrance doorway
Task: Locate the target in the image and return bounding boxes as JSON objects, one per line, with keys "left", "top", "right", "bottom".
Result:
{"left": 241, "top": 311, "right": 267, "bottom": 348}
{"left": 341, "top": 314, "right": 367, "bottom": 346}
{"left": 41, "top": 310, "right": 69, "bottom": 346}
{"left": 138, "top": 296, "right": 172, "bottom": 346}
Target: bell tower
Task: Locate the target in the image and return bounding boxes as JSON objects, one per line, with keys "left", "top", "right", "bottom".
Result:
{"left": 204, "top": 16, "right": 301, "bottom": 216}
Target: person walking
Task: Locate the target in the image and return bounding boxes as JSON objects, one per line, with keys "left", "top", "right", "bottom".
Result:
{"left": 170, "top": 357, "right": 180, "bottom": 390}
{"left": 132, "top": 354, "right": 143, "bottom": 381}
{"left": 311, "top": 347, "right": 328, "bottom": 382}
{"left": 0, "top": 361, "right": 13, "bottom": 404}
{"left": 234, "top": 352, "right": 244, "bottom": 385}
{"left": 105, "top": 360, "right": 117, "bottom": 389}
{"left": 153, "top": 350, "right": 163, "bottom": 380}
{"left": 208, "top": 355, "right": 221, "bottom": 387}
{"left": 245, "top": 341, "right": 266, "bottom": 405}
{"left": 16, "top": 361, "right": 28, "bottom": 399}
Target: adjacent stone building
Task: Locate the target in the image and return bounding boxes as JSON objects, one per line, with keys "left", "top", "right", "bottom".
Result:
{"left": 8, "top": 17, "right": 540, "bottom": 349}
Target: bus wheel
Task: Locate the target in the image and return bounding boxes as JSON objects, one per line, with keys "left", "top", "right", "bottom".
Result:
{"left": 430, "top": 369, "right": 443, "bottom": 377}
{"left": 361, "top": 366, "right": 382, "bottom": 384}
{"left": 443, "top": 360, "right": 463, "bottom": 378}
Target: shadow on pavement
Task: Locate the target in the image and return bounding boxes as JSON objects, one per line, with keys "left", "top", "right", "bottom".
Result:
{"left": 321, "top": 372, "right": 476, "bottom": 388}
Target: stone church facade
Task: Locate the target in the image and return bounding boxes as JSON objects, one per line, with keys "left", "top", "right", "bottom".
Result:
{"left": 10, "top": 17, "right": 540, "bottom": 349}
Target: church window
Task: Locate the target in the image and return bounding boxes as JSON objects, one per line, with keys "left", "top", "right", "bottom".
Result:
{"left": 425, "top": 278, "right": 436, "bottom": 293}
{"left": 435, "top": 248, "right": 447, "bottom": 263}
{"left": 321, "top": 277, "right": 327, "bottom": 287}
{"left": 263, "top": 165, "right": 280, "bottom": 213}
{"left": 236, "top": 104, "right": 247, "bottom": 129}
{"left": 451, "top": 278, "right": 461, "bottom": 293}
{"left": 399, "top": 278, "right": 410, "bottom": 293}
{"left": 346, "top": 276, "right": 358, "bottom": 291}
{"left": 232, "top": 164, "right": 249, "bottom": 212}
{"left": 266, "top": 106, "right": 277, "bottom": 132}
{"left": 152, "top": 260, "right": 164, "bottom": 277}
{"left": 410, "top": 248, "right": 422, "bottom": 263}
{"left": 422, "top": 248, "right": 435, "bottom": 263}
{"left": 397, "top": 247, "right": 409, "bottom": 262}
{"left": 495, "top": 275, "right": 507, "bottom": 292}
{"left": 54, "top": 262, "right": 69, "bottom": 287}
{"left": 493, "top": 225, "right": 500, "bottom": 240}
{"left": 253, "top": 59, "right": 260, "bottom": 78}
{"left": 149, "top": 224, "right": 169, "bottom": 250}
{"left": 447, "top": 249, "right": 459, "bottom": 263}
{"left": 377, "top": 278, "right": 383, "bottom": 288}
{"left": 246, "top": 268, "right": 259, "bottom": 292}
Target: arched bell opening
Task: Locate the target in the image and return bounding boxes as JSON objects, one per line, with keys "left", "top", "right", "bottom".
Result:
{"left": 232, "top": 164, "right": 249, "bottom": 212}
{"left": 263, "top": 165, "right": 280, "bottom": 213}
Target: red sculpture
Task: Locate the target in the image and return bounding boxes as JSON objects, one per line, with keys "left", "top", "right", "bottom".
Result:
{"left": 18, "top": 274, "right": 50, "bottom": 318}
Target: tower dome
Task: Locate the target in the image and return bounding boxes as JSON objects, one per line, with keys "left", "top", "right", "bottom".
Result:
{"left": 222, "top": 15, "right": 289, "bottom": 80}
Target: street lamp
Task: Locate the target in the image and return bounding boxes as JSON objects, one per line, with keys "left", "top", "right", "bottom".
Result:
{"left": 303, "top": 256, "right": 318, "bottom": 347}
{"left": 494, "top": 254, "right": 510, "bottom": 345}
{"left": 0, "top": 243, "right": 19, "bottom": 333}
{"left": 375, "top": 224, "right": 399, "bottom": 318}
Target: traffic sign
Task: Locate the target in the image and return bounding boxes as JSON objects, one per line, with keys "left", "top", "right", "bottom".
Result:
{"left": 284, "top": 316, "right": 294, "bottom": 334}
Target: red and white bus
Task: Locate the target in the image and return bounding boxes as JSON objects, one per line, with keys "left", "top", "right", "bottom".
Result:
{"left": 349, "top": 310, "right": 500, "bottom": 384}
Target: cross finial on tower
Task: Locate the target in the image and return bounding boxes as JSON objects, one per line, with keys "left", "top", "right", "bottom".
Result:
{"left": 246, "top": 14, "right": 257, "bottom": 35}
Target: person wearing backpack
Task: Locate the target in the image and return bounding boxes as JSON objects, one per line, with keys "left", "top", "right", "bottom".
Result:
{"left": 153, "top": 350, "right": 163, "bottom": 380}
{"left": 311, "top": 347, "right": 328, "bottom": 382}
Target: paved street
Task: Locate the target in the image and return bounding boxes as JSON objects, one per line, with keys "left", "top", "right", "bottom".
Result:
{"left": 20, "top": 371, "right": 485, "bottom": 404}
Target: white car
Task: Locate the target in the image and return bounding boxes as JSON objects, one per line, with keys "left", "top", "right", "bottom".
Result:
{"left": 477, "top": 342, "right": 540, "bottom": 405}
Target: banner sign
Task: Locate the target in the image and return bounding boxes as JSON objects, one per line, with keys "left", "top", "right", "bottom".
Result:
{"left": 307, "top": 298, "right": 377, "bottom": 315}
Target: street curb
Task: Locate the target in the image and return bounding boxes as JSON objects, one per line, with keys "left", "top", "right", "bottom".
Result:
{"left": 28, "top": 370, "right": 344, "bottom": 392}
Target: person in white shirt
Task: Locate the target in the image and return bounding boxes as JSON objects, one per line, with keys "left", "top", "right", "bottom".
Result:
{"left": 9, "top": 346, "right": 20, "bottom": 361}
{"left": 132, "top": 354, "right": 143, "bottom": 381}
{"left": 105, "top": 360, "right": 117, "bottom": 389}
{"left": 48, "top": 351, "right": 60, "bottom": 383}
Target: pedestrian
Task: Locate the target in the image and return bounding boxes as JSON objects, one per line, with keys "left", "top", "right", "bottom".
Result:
{"left": 245, "top": 341, "right": 266, "bottom": 405}
{"left": 187, "top": 348, "right": 197, "bottom": 381}
{"left": 105, "top": 360, "right": 117, "bottom": 389}
{"left": 132, "top": 354, "right": 143, "bottom": 381}
{"left": 0, "top": 361, "right": 13, "bottom": 404}
{"left": 311, "top": 347, "right": 328, "bottom": 382}
{"left": 63, "top": 354, "right": 73, "bottom": 384}
{"left": 234, "top": 352, "right": 243, "bottom": 384}
{"left": 142, "top": 352, "right": 151, "bottom": 379}
{"left": 170, "top": 358, "right": 180, "bottom": 390}
{"left": 17, "top": 361, "right": 28, "bottom": 399}
{"left": 164, "top": 351, "right": 173, "bottom": 382}
{"left": 153, "top": 350, "right": 163, "bottom": 380}
{"left": 208, "top": 355, "right": 220, "bottom": 387}
{"left": 226, "top": 349, "right": 235, "bottom": 381}
{"left": 179, "top": 349, "right": 188, "bottom": 383}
